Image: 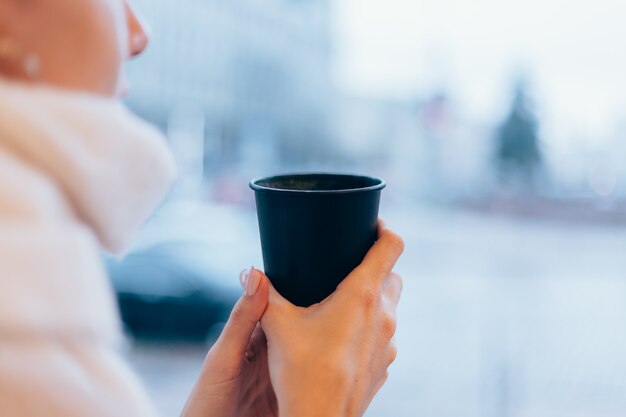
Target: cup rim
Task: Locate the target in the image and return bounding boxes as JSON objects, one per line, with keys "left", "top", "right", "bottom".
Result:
{"left": 250, "top": 172, "right": 386, "bottom": 194}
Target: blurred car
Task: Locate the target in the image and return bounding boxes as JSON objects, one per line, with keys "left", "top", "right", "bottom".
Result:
{"left": 106, "top": 239, "right": 240, "bottom": 341}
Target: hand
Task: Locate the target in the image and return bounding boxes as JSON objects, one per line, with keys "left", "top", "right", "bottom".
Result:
{"left": 260, "top": 220, "right": 404, "bottom": 417}
{"left": 181, "top": 267, "right": 277, "bottom": 417}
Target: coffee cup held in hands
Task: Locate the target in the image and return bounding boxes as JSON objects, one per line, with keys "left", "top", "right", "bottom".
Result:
{"left": 250, "top": 173, "right": 385, "bottom": 307}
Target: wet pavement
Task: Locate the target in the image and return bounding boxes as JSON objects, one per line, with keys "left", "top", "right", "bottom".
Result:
{"left": 125, "top": 205, "right": 626, "bottom": 417}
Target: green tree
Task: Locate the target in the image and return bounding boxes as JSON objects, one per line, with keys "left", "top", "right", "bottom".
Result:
{"left": 495, "top": 83, "right": 542, "bottom": 190}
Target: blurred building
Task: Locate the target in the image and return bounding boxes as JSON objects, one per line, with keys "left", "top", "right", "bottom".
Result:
{"left": 125, "top": 0, "right": 336, "bottom": 181}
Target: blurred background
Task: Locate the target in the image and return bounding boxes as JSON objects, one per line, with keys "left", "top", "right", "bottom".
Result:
{"left": 109, "top": 0, "right": 626, "bottom": 415}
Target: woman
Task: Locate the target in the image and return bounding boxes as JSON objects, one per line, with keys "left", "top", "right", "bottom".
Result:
{"left": 0, "top": 1, "right": 405, "bottom": 416}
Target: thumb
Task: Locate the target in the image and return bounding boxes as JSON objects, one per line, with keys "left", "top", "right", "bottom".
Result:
{"left": 211, "top": 267, "right": 269, "bottom": 361}
{"left": 260, "top": 275, "right": 298, "bottom": 336}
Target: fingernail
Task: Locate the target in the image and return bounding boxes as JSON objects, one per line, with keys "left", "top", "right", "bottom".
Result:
{"left": 245, "top": 268, "right": 261, "bottom": 296}
{"left": 239, "top": 267, "right": 252, "bottom": 289}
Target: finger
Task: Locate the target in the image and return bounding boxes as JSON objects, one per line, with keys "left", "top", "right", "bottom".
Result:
{"left": 342, "top": 220, "right": 405, "bottom": 289}
{"left": 210, "top": 267, "right": 269, "bottom": 361}
{"left": 382, "top": 272, "right": 403, "bottom": 307}
{"left": 386, "top": 339, "right": 398, "bottom": 366}
{"left": 244, "top": 325, "right": 267, "bottom": 361}
{"left": 259, "top": 273, "right": 298, "bottom": 334}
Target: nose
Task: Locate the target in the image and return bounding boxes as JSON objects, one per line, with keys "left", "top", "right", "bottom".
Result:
{"left": 126, "top": 2, "right": 149, "bottom": 58}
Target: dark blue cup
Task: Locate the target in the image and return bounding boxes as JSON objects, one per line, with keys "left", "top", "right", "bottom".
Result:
{"left": 250, "top": 173, "right": 385, "bottom": 307}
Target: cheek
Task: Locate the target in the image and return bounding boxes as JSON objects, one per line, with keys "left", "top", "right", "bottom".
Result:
{"left": 38, "top": 0, "right": 129, "bottom": 96}
{"left": 109, "top": 1, "right": 130, "bottom": 59}
{"left": 86, "top": 0, "right": 129, "bottom": 94}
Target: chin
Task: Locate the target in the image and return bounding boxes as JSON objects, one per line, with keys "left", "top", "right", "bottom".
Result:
{"left": 116, "top": 87, "right": 130, "bottom": 99}
{"left": 113, "top": 74, "right": 131, "bottom": 98}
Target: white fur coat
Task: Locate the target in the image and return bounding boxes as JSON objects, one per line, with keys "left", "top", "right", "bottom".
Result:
{"left": 0, "top": 79, "right": 176, "bottom": 416}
